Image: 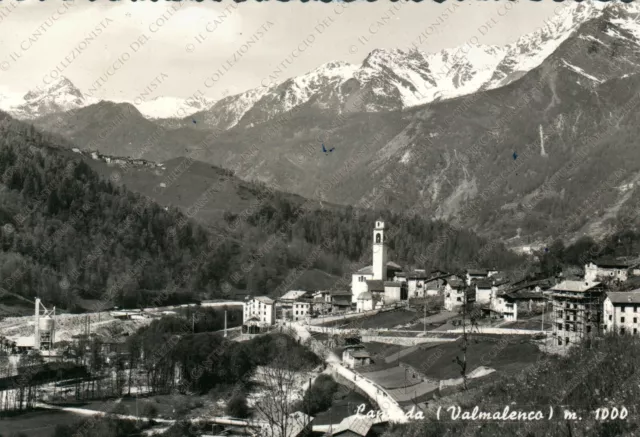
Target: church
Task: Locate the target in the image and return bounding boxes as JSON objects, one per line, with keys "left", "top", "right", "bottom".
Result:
{"left": 351, "top": 219, "right": 407, "bottom": 312}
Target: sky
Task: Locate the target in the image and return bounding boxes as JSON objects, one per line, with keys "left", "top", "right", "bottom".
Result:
{"left": 0, "top": 0, "right": 565, "bottom": 101}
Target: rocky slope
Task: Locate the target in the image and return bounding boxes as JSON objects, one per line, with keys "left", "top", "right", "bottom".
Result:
{"left": 28, "top": 2, "right": 640, "bottom": 246}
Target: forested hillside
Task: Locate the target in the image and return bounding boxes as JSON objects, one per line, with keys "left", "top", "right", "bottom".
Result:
{"left": 0, "top": 111, "right": 525, "bottom": 311}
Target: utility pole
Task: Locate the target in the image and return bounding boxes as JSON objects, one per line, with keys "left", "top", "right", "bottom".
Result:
{"left": 224, "top": 310, "right": 228, "bottom": 338}
{"left": 424, "top": 301, "right": 427, "bottom": 335}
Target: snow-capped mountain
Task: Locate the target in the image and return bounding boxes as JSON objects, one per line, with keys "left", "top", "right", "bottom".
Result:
{"left": 124, "top": 95, "right": 214, "bottom": 119}
{"left": 1, "top": 77, "right": 92, "bottom": 120}
{"left": 0, "top": 76, "right": 214, "bottom": 121}
{"left": 177, "top": 1, "right": 615, "bottom": 130}
{"left": 7, "top": 1, "right": 631, "bottom": 128}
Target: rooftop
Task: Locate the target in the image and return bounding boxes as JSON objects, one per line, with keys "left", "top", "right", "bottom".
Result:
{"left": 280, "top": 290, "right": 309, "bottom": 301}
{"left": 350, "top": 350, "right": 371, "bottom": 359}
{"left": 365, "top": 280, "right": 385, "bottom": 292}
{"left": 468, "top": 269, "right": 490, "bottom": 276}
{"left": 354, "top": 261, "right": 402, "bottom": 275}
{"left": 475, "top": 279, "right": 493, "bottom": 289}
{"left": 445, "top": 277, "right": 464, "bottom": 288}
{"left": 552, "top": 280, "right": 601, "bottom": 293}
{"left": 592, "top": 257, "right": 640, "bottom": 268}
{"left": 607, "top": 290, "right": 640, "bottom": 304}
{"left": 254, "top": 296, "right": 275, "bottom": 305}
{"left": 329, "top": 413, "right": 376, "bottom": 436}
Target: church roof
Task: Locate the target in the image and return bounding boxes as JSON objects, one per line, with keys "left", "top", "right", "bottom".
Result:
{"left": 365, "top": 280, "right": 385, "bottom": 292}
{"left": 355, "top": 265, "right": 374, "bottom": 274}
{"left": 354, "top": 261, "right": 402, "bottom": 275}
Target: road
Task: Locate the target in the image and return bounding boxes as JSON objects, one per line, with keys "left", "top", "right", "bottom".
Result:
{"left": 285, "top": 321, "right": 409, "bottom": 424}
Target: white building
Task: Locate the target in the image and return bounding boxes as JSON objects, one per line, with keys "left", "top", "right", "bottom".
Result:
{"left": 443, "top": 277, "right": 466, "bottom": 311}
{"left": 291, "top": 300, "right": 313, "bottom": 321}
{"left": 372, "top": 219, "right": 387, "bottom": 280}
{"left": 243, "top": 296, "right": 275, "bottom": 328}
{"left": 342, "top": 345, "right": 371, "bottom": 369}
{"left": 492, "top": 294, "right": 517, "bottom": 321}
{"left": 350, "top": 219, "right": 402, "bottom": 303}
{"left": 474, "top": 280, "right": 494, "bottom": 305}
{"left": 585, "top": 258, "right": 640, "bottom": 283}
{"left": 356, "top": 291, "right": 374, "bottom": 313}
{"left": 603, "top": 290, "right": 640, "bottom": 335}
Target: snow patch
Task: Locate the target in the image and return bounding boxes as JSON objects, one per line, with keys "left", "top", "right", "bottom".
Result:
{"left": 561, "top": 59, "right": 603, "bottom": 83}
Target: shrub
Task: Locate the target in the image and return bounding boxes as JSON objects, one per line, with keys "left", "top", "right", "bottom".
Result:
{"left": 226, "top": 392, "right": 250, "bottom": 418}
{"left": 141, "top": 401, "right": 158, "bottom": 418}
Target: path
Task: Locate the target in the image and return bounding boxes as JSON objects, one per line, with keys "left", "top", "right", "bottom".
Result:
{"left": 285, "top": 321, "right": 408, "bottom": 424}
{"left": 34, "top": 402, "right": 268, "bottom": 428}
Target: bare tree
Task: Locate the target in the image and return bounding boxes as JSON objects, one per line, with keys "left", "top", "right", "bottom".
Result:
{"left": 455, "top": 286, "right": 480, "bottom": 390}
{"left": 253, "top": 350, "right": 313, "bottom": 437}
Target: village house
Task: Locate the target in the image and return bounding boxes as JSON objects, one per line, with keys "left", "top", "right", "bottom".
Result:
{"left": 393, "top": 269, "right": 428, "bottom": 298}
{"left": 550, "top": 280, "right": 604, "bottom": 346}
{"left": 474, "top": 279, "right": 494, "bottom": 305}
{"left": 465, "top": 268, "right": 499, "bottom": 286}
{"left": 423, "top": 270, "right": 452, "bottom": 296}
{"left": 351, "top": 220, "right": 403, "bottom": 304}
{"left": 356, "top": 291, "right": 374, "bottom": 313}
{"left": 485, "top": 279, "right": 553, "bottom": 320}
{"left": 330, "top": 290, "right": 353, "bottom": 313}
{"left": 277, "top": 290, "right": 312, "bottom": 321}
{"left": 603, "top": 290, "right": 640, "bottom": 335}
{"left": 243, "top": 296, "right": 275, "bottom": 334}
{"left": 584, "top": 257, "right": 640, "bottom": 283}
{"left": 443, "top": 276, "right": 467, "bottom": 311}
{"left": 342, "top": 344, "right": 372, "bottom": 369}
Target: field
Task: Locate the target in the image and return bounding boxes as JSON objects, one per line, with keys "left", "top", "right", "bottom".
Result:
{"left": 362, "top": 366, "right": 423, "bottom": 389}
{"left": 361, "top": 337, "right": 542, "bottom": 380}
{"left": 320, "top": 309, "right": 421, "bottom": 330}
{"left": 501, "top": 319, "right": 552, "bottom": 330}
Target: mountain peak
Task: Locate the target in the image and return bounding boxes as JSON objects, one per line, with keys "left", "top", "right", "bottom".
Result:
{"left": 24, "top": 76, "right": 84, "bottom": 102}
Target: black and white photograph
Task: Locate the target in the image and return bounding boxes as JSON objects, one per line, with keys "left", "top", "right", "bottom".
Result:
{"left": 0, "top": 0, "right": 640, "bottom": 436}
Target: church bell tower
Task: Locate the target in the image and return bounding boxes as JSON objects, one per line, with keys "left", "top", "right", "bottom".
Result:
{"left": 372, "top": 219, "right": 387, "bottom": 280}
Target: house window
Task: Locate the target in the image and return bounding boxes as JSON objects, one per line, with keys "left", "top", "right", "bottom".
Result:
{"left": 557, "top": 323, "right": 562, "bottom": 330}
{"left": 635, "top": 318, "right": 638, "bottom": 324}
{"left": 565, "top": 302, "right": 570, "bottom": 308}
{"left": 621, "top": 317, "right": 626, "bottom": 323}
{"left": 621, "top": 327, "right": 626, "bottom": 335}
{"left": 457, "top": 297, "right": 462, "bottom": 302}
{"left": 558, "top": 338, "right": 563, "bottom": 346}
{"left": 635, "top": 306, "right": 638, "bottom": 313}
{"left": 635, "top": 328, "right": 638, "bottom": 335}
{"left": 565, "top": 337, "right": 570, "bottom": 344}
{"left": 609, "top": 315, "right": 613, "bottom": 321}
{"left": 565, "top": 324, "right": 570, "bottom": 331}
{"left": 587, "top": 325, "right": 592, "bottom": 333}
{"left": 557, "top": 310, "right": 563, "bottom": 318}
